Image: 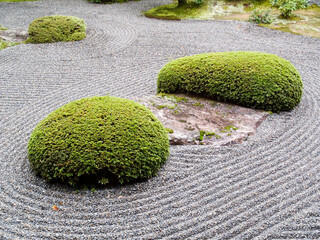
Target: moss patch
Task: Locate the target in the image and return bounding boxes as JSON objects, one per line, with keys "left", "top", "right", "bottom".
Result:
{"left": 26, "top": 15, "right": 87, "bottom": 44}
{"left": 0, "top": 40, "right": 19, "bottom": 50}
{"left": 28, "top": 96, "right": 170, "bottom": 187}
{"left": 144, "top": 1, "right": 210, "bottom": 20}
{"left": 158, "top": 51, "right": 303, "bottom": 112}
{"left": 144, "top": 0, "right": 320, "bottom": 38}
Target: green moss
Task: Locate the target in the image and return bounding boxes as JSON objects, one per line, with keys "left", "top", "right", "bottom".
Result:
{"left": 198, "top": 130, "right": 205, "bottom": 141}
{"left": 155, "top": 104, "right": 176, "bottom": 110}
{"left": 193, "top": 102, "right": 204, "bottom": 107}
{"left": 221, "top": 125, "right": 238, "bottom": 132}
{"left": 166, "top": 128, "right": 174, "bottom": 133}
{"left": 307, "top": 4, "right": 320, "bottom": 12}
{"left": 0, "top": 25, "right": 8, "bottom": 30}
{"left": 26, "top": 15, "right": 86, "bottom": 44}
{"left": 28, "top": 96, "right": 170, "bottom": 187}
{"left": 245, "top": 0, "right": 272, "bottom": 11}
{"left": 205, "top": 131, "right": 221, "bottom": 139}
{"left": 158, "top": 93, "right": 188, "bottom": 103}
{"left": 199, "top": 130, "right": 222, "bottom": 140}
{"left": 277, "top": 14, "right": 303, "bottom": 21}
{"left": 0, "top": 40, "right": 19, "bottom": 50}
{"left": 158, "top": 51, "right": 303, "bottom": 112}
{"left": 155, "top": 105, "right": 167, "bottom": 109}
{"left": 144, "top": 1, "right": 209, "bottom": 20}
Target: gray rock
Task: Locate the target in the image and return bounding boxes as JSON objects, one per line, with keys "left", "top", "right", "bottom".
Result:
{"left": 0, "top": 28, "right": 28, "bottom": 42}
{"left": 133, "top": 94, "right": 269, "bottom": 146}
{"left": 309, "top": 0, "right": 320, "bottom": 6}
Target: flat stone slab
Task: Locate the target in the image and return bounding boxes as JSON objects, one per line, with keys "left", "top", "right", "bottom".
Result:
{"left": 133, "top": 94, "right": 269, "bottom": 146}
{"left": 0, "top": 28, "right": 29, "bottom": 42}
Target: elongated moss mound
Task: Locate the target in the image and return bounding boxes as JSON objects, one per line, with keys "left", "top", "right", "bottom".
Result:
{"left": 158, "top": 51, "right": 303, "bottom": 112}
{"left": 28, "top": 96, "right": 170, "bottom": 187}
{"left": 26, "top": 15, "right": 86, "bottom": 44}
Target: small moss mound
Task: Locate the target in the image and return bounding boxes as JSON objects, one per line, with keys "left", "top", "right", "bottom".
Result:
{"left": 144, "top": 2, "right": 208, "bottom": 20}
{"left": 28, "top": 96, "right": 170, "bottom": 187}
{"left": 157, "top": 51, "right": 303, "bottom": 112}
{"left": 26, "top": 15, "right": 86, "bottom": 44}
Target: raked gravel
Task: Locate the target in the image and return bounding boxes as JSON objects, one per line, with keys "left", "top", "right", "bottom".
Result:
{"left": 1, "top": 0, "right": 320, "bottom": 239}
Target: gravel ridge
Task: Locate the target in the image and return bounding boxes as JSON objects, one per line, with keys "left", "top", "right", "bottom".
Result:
{"left": 0, "top": 0, "right": 320, "bottom": 239}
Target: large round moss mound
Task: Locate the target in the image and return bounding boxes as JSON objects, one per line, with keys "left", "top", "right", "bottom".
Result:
{"left": 28, "top": 96, "right": 170, "bottom": 187}
{"left": 157, "top": 51, "right": 303, "bottom": 112}
{"left": 26, "top": 15, "right": 86, "bottom": 44}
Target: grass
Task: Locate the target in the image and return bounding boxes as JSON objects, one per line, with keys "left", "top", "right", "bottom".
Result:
{"left": 144, "top": 0, "right": 320, "bottom": 38}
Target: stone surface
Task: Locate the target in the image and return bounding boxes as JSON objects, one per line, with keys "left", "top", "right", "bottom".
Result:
{"left": 0, "top": 28, "right": 28, "bottom": 42}
{"left": 133, "top": 94, "right": 269, "bottom": 146}
{"left": 309, "top": 0, "right": 320, "bottom": 6}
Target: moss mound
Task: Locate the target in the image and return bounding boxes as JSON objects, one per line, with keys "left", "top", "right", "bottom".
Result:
{"left": 157, "top": 51, "right": 303, "bottom": 112}
{"left": 28, "top": 96, "right": 170, "bottom": 187}
{"left": 26, "top": 15, "right": 86, "bottom": 44}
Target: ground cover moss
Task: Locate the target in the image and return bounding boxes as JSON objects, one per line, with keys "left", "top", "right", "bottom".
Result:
{"left": 28, "top": 96, "right": 170, "bottom": 187}
{"left": 0, "top": 40, "right": 19, "bottom": 50}
{"left": 144, "top": 1, "right": 209, "bottom": 20}
{"left": 158, "top": 51, "right": 303, "bottom": 112}
{"left": 26, "top": 15, "right": 86, "bottom": 44}
{"left": 0, "top": 25, "right": 20, "bottom": 50}
{"left": 144, "top": 0, "right": 320, "bottom": 38}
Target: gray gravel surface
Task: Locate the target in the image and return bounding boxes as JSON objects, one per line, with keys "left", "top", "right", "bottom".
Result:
{"left": 1, "top": 0, "right": 320, "bottom": 239}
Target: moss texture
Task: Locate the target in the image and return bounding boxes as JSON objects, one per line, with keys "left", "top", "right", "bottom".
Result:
{"left": 26, "top": 15, "right": 86, "bottom": 44}
{"left": 0, "top": 40, "right": 19, "bottom": 50}
{"left": 144, "top": 2, "right": 209, "bottom": 20}
{"left": 28, "top": 96, "right": 170, "bottom": 187}
{"left": 157, "top": 51, "right": 303, "bottom": 112}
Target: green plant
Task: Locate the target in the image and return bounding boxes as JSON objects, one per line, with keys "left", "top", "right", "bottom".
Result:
{"left": 144, "top": 1, "right": 208, "bottom": 20}
{"left": 198, "top": 130, "right": 205, "bottom": 141}
{"left": 166, "top": 128, "right": 174, "bottom": 133}
{"left": 0, "top": 40, "right": 19, "bottom": 50}
{"left": 157, "top": 51, "right": 303, "bottom": 112}
{"left": 198, "top": 131, "right": 221, "bottom": 141}
{"left": 271, "top": 0, "right": 308, "bottom": 18}
{"left": 28, "top": 96, "right": 170, "bottom": 187}
{"left": 221, "top": 125, "right": 238, "bottom": 132}
{"left": 26, "top": 15, "right": 86, "bottom": 44}
{"left": 194, "top": 0, "right": 203, "bottom": 5}
{"left": 249, "top": 9, "right": 273, "bottom": 24}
